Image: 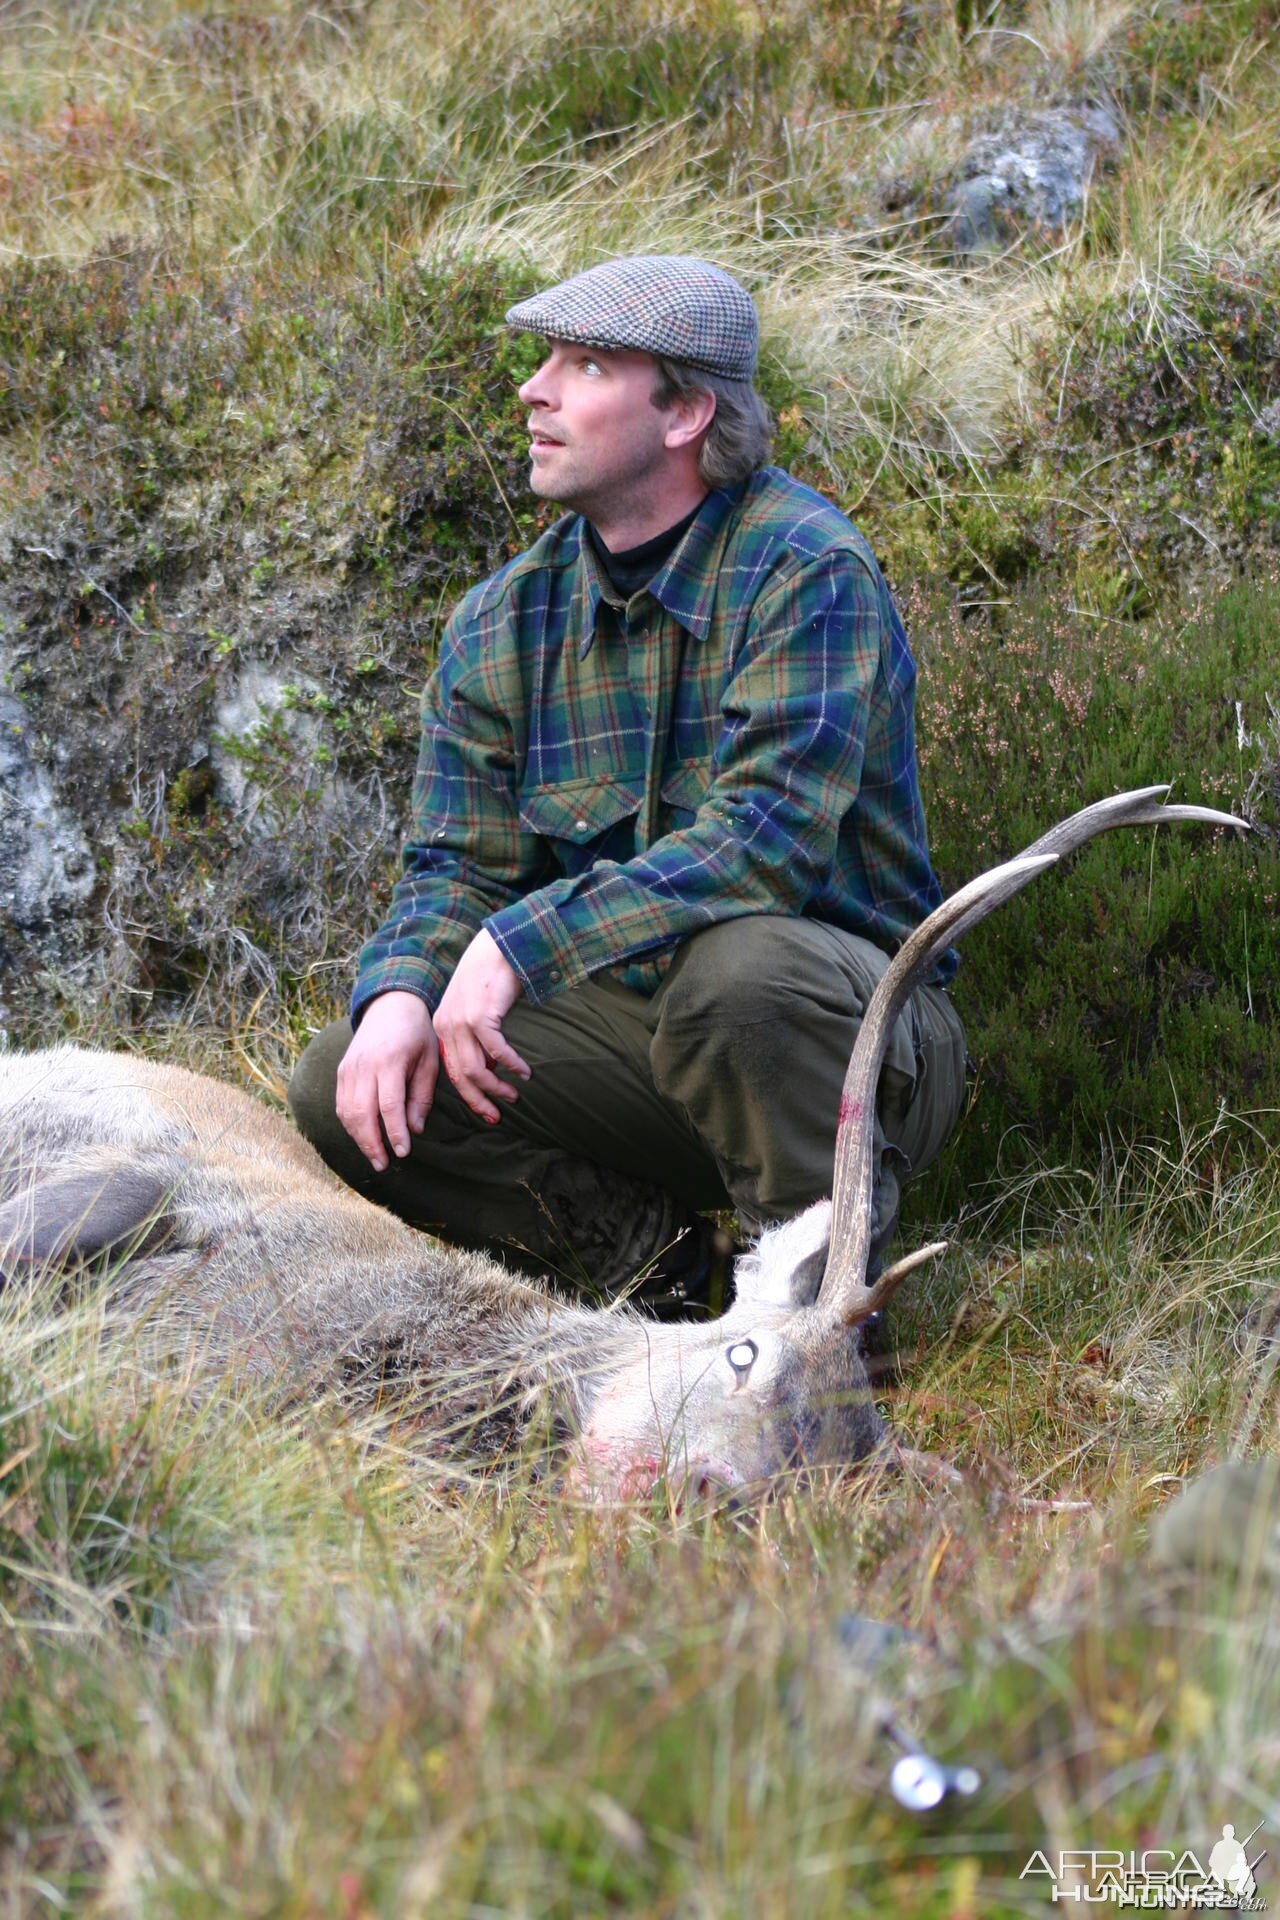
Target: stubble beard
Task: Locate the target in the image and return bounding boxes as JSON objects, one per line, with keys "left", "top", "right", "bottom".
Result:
{"left": 528, "top": 439, "right": 669, "bottom": 536}
{"left": 528, "top": 447, "right": 584, "bottom": 516}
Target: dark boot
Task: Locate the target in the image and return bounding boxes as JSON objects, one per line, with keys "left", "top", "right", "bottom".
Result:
{"left": 530, "top": 1158, "right": 733, "bottom": 1318}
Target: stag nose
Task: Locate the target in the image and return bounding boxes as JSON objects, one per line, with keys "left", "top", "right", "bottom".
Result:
{"left": 672, "top": 1465, "right": 744, "bottom": 1513}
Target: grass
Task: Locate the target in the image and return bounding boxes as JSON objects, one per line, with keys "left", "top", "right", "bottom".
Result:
{"left": 909, "top": 573, "right": 1280, "bottom": 1205}
{"left": 3, "top": 0, "right": 1280, "bottom": 1907}
{"left": 1, "top": 1128, "right": 1277, "bottom": 1912}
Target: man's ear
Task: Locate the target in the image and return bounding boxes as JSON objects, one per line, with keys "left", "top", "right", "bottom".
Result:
{"left": 732, "top": 1200, "right": 831, "bottom": 1310}
{"left": 663, "top": 387, "right": 716, "bottom": 451}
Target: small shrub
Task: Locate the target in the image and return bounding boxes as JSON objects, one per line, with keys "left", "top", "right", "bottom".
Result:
{"left": 910, "top": 575, "right": 1280, "bottom": 1211}
{"left": 1016, "top": 257, "right": 1280, "bottom": 596}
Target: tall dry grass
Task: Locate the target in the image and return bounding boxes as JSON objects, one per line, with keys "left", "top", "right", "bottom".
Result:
{"left": 2, "top": 1111, "right": 1277, "bottom": 1910}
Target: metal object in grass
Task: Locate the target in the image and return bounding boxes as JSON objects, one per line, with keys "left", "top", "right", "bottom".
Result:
{"left": 889, "top": 1745, "right": 983, "bottom": 1812}
{"left": 835, "top": 1611, "right": 985, "bottom": 1811}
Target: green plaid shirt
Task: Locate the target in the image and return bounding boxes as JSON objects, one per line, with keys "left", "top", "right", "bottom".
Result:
{"left": 352, "top": 466, "right": 952, "bottom": 1022}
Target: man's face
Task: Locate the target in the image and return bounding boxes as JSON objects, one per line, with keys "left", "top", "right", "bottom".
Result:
{"left": 517, "top": 339, "right": 690, "bottom": 528}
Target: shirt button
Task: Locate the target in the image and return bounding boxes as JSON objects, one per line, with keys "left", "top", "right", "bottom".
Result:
{"left": 575, "top": 819, "right": 588, "bottom": 833}
{"left": 549, "top": 966, "right": 562, "bottom": 982}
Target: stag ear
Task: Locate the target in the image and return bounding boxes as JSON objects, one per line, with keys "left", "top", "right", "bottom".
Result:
{"left": 0, "top": 1154, "right": 175, "bottom": 1275}
{"left": 732, "top": 1200, "right": 832, "bottom": 1310}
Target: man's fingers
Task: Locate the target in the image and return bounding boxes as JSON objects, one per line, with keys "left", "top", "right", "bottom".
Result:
{"left": 333, "top": 996, "right": 436, "bottom": 1172}
{"left": 480, "top": 1065, "right": 521, "bottom": 1103}
{"left": 337, "top": 1065, "right": 392, "bottom": 1172}
{"left": 406, "top": 1045, "right": 438, "bottom": 1134}
{"left": 470, "top": 1015, "right": 530, "bottom": 1083}
{"left": 485, "top": 1033, "right": 532, "bottom": 1081}
{"left": 377, "top": 1066, "right": 414, "bottom": 1160}
{"left": 438, "top": 1032, "right": 520, "bottom": 1124}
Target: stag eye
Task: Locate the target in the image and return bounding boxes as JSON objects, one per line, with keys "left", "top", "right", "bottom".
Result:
{"left": 725, "top": 1339, "right": 758, "bottom": 1383}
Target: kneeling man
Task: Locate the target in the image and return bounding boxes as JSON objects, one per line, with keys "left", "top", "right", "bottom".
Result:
{"left": 290, "top": 255, "right": 966, "bottom": 1310}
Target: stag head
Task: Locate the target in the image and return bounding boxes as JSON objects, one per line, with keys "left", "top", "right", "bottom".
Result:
{"left": 569, "top": 788, "right": 1246, "bottom": 1501}
{"left": 569, "top": 1199, "right": 885, "bottom": 1499}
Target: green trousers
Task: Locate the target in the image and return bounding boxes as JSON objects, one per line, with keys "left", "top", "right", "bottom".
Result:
{"left": 288, "top": 916, "right": 967, "bottom": 1299}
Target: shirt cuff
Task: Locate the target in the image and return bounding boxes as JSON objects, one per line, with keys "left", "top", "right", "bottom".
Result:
{"left": 484, "top": 895, "right": 588, "bottom": 1004}
{"left": 349, "top": 963, "right": 439, "bottom": 1029}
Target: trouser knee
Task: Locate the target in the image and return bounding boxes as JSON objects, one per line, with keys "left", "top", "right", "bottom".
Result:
{"left": 650, "top": 917, "right": 840, "bottom": 1123}
{"left": 650, "top": 915, "right": 966, "bottom": 1231}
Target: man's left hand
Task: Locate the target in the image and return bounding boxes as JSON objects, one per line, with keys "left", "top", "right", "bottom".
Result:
{"left": 432, "top": 929, "right": 532, "bottom": 1124}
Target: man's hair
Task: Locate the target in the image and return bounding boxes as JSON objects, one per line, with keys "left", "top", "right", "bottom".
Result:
{"left": 650, "top": 355, "right": 773, "bottom": 488}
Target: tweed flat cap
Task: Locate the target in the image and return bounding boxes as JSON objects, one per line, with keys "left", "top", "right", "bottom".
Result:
{"left": 505, "top": 255, "right": 759, "bottom": 381}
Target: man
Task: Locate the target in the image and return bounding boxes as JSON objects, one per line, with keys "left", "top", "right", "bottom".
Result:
{"left": 289, "top": 255, "right": 967, "bottom": 1310}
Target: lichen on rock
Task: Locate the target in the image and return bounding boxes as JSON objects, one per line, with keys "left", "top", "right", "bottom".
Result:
{"left": 947, "top": 103, "right": 1122, "bottom": 254}
{"left": 0, "top": 675, "right": 97, "bottom": 1008}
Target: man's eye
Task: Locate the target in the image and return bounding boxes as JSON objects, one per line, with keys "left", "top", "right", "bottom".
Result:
{"left": 581, "top": 357, "right": 602, "bottom": 375}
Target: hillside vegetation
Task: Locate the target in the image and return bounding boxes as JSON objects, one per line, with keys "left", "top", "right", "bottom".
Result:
{"left": 1, "top": 1, "right": 1279, "bottom": 1911}
{"left": 1, "top": 0, "right": 1278, "bottom": 1176}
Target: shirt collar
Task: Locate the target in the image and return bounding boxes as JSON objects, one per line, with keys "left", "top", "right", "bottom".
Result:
{"left": 573, "top": 482, "right": 743, "bottom": 658}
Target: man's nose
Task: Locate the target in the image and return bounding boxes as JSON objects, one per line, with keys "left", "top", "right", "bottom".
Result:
{"left": 518, "top": 359, "right": 557, "bottom": 408}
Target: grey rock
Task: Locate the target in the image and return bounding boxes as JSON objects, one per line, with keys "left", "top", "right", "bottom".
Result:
{"left": 1254, "top": 398, "right": 1280, "bottom": 443}
{"left": 947, "top": 103, "right": 1122, "bottom": 254}
{"left": 1149, "top": 1458, "right": 1280, "bottom": 1581}
{"left": 0, "top": 687, "right": 97, "bottom": 959}
{"left": 211, "top": 660, "right": 328, "bottom": 824}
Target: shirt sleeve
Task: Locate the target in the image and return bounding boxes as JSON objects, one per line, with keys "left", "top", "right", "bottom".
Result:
{"left": 349, "top": 601, "right": 549, "bottom": 1024}
{"left": 484, "top": 548, "right": 884, "bottom": 1004}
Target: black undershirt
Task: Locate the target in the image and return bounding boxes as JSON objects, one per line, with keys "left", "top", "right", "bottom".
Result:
{"left": 586, "top": 500, "right": 703, "bottom": 601}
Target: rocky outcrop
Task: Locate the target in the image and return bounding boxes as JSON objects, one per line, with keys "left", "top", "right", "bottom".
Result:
{"left": 0, "top": 249, "right": 535, "bottom": 1037}
{"left": 946, "top": 103, "right": 1122, "bottom": 254}
{"left": 0, "top": 676, "right": 97, "bottom": 1009}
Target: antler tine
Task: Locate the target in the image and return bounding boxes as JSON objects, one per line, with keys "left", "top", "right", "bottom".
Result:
{"left": 857, "top": 1238, "right": 949, "bottom": 1319}
{"left": 1020, "top": 785, "right": 1248, "bottom": 859}
{"left": 817, "top": 789, "right": 1248, "bottom": 1329}
{"left": 818, "top": 852, "right": 1057, "bottom": 1327}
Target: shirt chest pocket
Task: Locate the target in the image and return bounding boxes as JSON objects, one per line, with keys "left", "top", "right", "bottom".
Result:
{"left": 518, "top": 776, "right": 644, "bottom": 876}
{"left": 658, "top": 760, "right": 708, "bottom": 834}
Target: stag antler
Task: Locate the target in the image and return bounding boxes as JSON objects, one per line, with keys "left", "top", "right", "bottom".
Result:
{"left": 818, "top": 786, "right": 1248, "bottom": 1327}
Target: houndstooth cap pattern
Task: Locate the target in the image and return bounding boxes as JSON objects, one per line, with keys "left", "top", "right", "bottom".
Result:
{"left": 505, "top": 255, "right": 759, "bottom": 380}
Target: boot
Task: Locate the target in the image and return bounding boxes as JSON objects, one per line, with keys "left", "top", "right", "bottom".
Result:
{"left": 529, "top": 1157, "right": 731, "bottom": 1318}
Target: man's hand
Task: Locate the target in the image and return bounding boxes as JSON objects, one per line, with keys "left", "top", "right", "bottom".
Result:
{"left": 335, "top": 989, "right": 438, "bottom": 1171}
{"left": 433, "top": 928, "right": 531, "bottom": 1124}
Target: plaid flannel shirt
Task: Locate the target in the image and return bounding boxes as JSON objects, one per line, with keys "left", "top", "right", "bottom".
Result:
{"left": 351, "top": 466, "right": 953, "bottom": 1023}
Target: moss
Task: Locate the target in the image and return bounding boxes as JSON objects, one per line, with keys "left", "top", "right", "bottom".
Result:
{"left": 0, "top": 245, "right": 540, "bottom": 1029}
{"left": 165, "top": 760, "right": 214, "bottom": 821}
